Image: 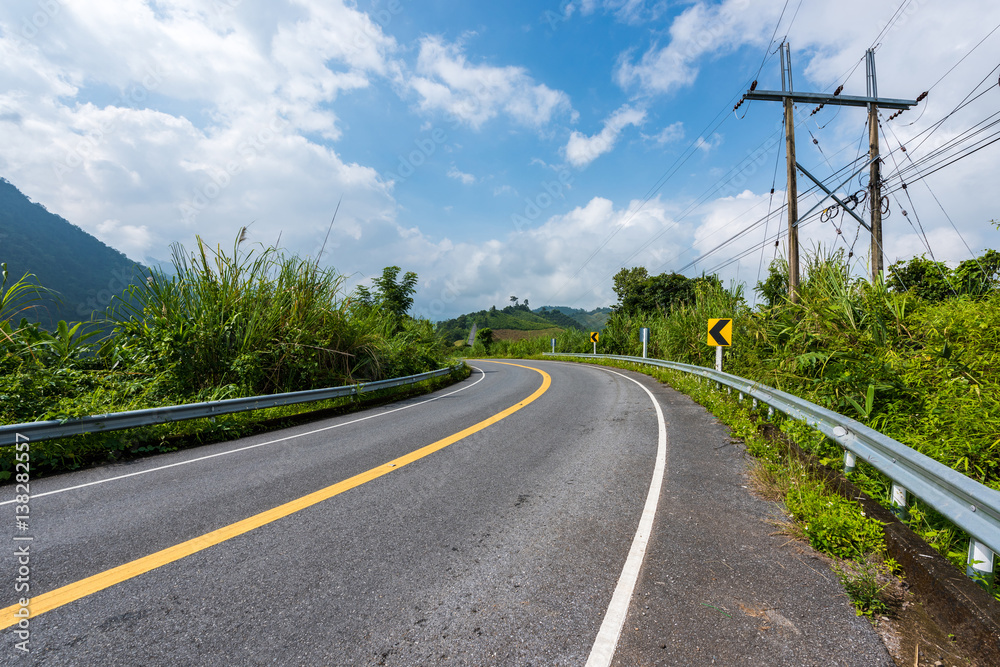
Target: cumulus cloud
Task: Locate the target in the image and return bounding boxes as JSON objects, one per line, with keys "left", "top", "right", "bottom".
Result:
{"left": 447, "top": 166, "right": 476, "bottom": 185}
{"left": 616, "top": 0, "right": 777, "bottom": 95}
{"left": 408, "top": 35, "right": 573, "bottom": 129}
{"left": 564, "top": 104, "right": 646, "bottom": 168}
{"left": 410, "top": 195, "right": 687, "bottom": 317}
{"left": 0, "top": 0, "right": 398, "bottom": 260}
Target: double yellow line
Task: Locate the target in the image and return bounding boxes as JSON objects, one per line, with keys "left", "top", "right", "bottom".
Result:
{"left": 1, "top": 361, "right": 550, "bottom": 629}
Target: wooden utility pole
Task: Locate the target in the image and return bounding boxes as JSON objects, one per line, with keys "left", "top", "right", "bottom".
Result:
{"left": 781, "top": 44, "right": 800, "bottom": 302}
{"left": 867, "top": 49, "right": 883, "bottom": 283}
{"left": 743, "top": 44, "right": 916, "bottom": 300}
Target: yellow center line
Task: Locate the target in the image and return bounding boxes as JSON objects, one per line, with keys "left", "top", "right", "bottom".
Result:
{"left": 1, "top": 361, "right": 549, "bottom": 628}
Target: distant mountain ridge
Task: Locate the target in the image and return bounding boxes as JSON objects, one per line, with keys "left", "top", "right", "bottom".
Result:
{"left": 0, "top": 178, "right": 144, "bottom": 327}
{"left": 435, "top": 303, "right": 610, "bottom": 344}
{"left": 533, "top": 305, "right": 611, "bottom": 331}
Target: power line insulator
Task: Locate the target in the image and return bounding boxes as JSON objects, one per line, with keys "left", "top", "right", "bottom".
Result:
{"left": 834, "top": 85, "right": 844, "bottom": 96}
{"left": 750, "top": 79, "right": 758, "bottom": 91}
{"left": 916, "top": 91, "right": 928, "bottom": 102}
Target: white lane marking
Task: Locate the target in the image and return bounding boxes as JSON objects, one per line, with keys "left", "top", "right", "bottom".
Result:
{"left": 586, "top": 367, "right": 668, "bottom": 667}
{"left": 1, "top": 367, "right": 487, "bottom": 504}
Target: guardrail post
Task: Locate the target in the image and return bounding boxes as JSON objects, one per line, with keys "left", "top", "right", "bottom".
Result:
{"left": 891, "top": 483, "right": 909, "bottom": 520}
{"left": 843, "top": 450, "right": 856, "bottom": 474}
{"left": 966, "top": 540, "right": 996, "bottom": 589}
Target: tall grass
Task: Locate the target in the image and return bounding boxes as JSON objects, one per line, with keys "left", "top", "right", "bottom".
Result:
{"left": 601, "top": 247, "right": 1000, "bottom": 576}
{"left": 108, "top": 234, "right": 441, "bottom": 397}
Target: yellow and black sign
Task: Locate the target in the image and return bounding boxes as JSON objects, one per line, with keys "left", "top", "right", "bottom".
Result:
{"left": 707, "top": 318, "right": 732, "bottom": 346}
{"left": 590, "top": 332, "right": 599, "bottom": 343}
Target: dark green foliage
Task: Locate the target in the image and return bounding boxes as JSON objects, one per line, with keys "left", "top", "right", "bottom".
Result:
{"left": 0, "top": 178, "right": 144, "bottom": 326}
{"left": 468, "top": 327, "right": 591, "bottom": 358}
{"left": 435, "top": 303, "right": 574, "bottom": 343}
{"left": 611, "top": 266, "right": 718, "bottom": 316}
{"left": 887, "top": 249, "right": 1000, "bottom": 300}
{"left": 601, "top": 247, "right": 999, "bottom": 585}
{"left": 887, "top": 255, "right": 956, "bottom": 300}
{"left": 0, "top": 234, "right": 450, "bottom": 478}
{"left": 755, "top": 258, "right": 789, "bottom": 308}
{"left": 533, "top": 305, "right": 611, "bottom": 331}
{"left": 476, "top": 327, "right": 494, "bottom": 347}
{"left": 370, "top": 265, "right": 419, "bottom": 319}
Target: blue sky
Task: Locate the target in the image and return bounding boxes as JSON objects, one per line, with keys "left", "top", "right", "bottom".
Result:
{"left": 2, "top": 0, "right": 999, "bottom": 318}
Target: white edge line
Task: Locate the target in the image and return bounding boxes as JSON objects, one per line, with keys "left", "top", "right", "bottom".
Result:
{"left": 586, "top": 367, "right": 668, "bottom": 667}
{"left": 1, "top": 366, "right": 486, "bottom": 505}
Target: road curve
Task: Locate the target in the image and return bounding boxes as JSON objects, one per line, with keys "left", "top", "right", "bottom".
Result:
{"left": 0, "top": 360, "right": 890, "bottom": 665}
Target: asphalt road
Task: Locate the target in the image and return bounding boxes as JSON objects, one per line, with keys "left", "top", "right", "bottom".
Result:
{"left": 0, "top": 360, "right": 891, "bottom": 665}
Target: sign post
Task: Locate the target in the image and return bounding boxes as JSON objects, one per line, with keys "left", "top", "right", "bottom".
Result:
{"left": 706, "top": 318, "right": 732, "bottom": 372}
{"left": 551, "top": 338, "right": 556, "bottom": 354}
{"left": 590, "top": 331, "right": 599, "bottom": 355}
{"left": 640, "top": 327, "right": 650, "bottom": 358}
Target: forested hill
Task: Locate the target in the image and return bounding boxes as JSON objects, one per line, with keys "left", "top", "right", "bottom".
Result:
{"left": 0, "top": 178, "right": 144, "bottom": 327}
{"left": 435, "top": 303, "right": 611, "bottom": 344}
{"left": 435, "top": 304, "right": 568, "bottom": 343}
{"left": 534, "top": 305, "right": 611, "bottom": 331}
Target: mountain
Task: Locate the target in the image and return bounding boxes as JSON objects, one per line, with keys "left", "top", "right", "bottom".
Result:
{"left": 0, "top": 178, "right": 144, "bottom": 327}
{"left": 533, "top": 305, "right": 612, "bottom": 331}
{"left": 435, "top": 303, "right": 612, "bottom": 344}
{"left": 435, "top": 303, "right": 575, "bottom": 343}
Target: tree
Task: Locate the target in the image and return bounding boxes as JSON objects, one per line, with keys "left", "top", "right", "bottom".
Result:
{"left": 612, "top": 267, "right": 701, "bottom": 316}
{"left": 612, "top": 267, "right": 648, "bottom": 312}
{"left": 887, "top": 255, "right": 955, "bottom": 301}
{"left": 367, "top": 266, "right": 418, "bottom": 318}
{"left": 755, "top": 259, "right": 788, "bottom": 308}
{"left": 476, "top": 327, "right": 494, "bottom": 348}
{"left": 509, "top": 296, "right": 518, "bottom": 306}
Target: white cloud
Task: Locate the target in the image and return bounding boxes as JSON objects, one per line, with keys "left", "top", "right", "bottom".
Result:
{"left": 615, "top": 0, "right": 778, "bottom": 95}
{"left": 565, "top": 0, "right": 663, "bottom": 24}
{"left": 650, "top": 121, "right": 684, "bottom": 145}
{"left": 0, "top": 0, "right": 398, "bottom": 261}
{"left": 409, "top": 195, "right": 687, "bottom": 317}
{"left": 694, "top": 132, "right": 723, "bottom": 153}
{"left": 447, "top": 166, "right": 476, "bottom": 185}
{"left": 564, "top": 104, "right": 646, "bottom": 168}
{"left": 407, "top": 36, "right": 573, "bottom": 129}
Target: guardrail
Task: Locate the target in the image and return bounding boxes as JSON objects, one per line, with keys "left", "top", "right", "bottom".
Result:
{"left": 0, "top": 364, "right": 464, "bottom": 445}
{"left": 548, "top": 353, "right": 1000, "bottom": 587}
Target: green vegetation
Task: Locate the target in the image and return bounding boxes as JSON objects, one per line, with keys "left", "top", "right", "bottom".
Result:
{"left": 466, "top": 327, "right": 591, "bottom": 358}
{"left": 533, "top": 305, "right": 611, "bottom": 331}
{"left": 0, "top": 234, "right": 455, "bottom": 478}
{"left": 436, "top": 302, "right": 580, "bottom": 344}
{"left": 0, "top": 178, "right": 144, "bottom": 326}
{"left": 590, "top": 246, "right": 1000, "bottom": 598}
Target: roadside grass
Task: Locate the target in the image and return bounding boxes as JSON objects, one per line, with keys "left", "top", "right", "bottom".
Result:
{"left": 1, "top": 233, "right": 459, "bottom": 479}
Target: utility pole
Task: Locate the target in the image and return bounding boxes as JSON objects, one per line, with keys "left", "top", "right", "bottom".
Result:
{"left": 742, "top": 44, "right": 917, "bottom": 300}
{"left": 781, "top": 44, "right": 800, "bottom": 302}
{"left": 867, "top": 49, "right": 883, "bottom": 283}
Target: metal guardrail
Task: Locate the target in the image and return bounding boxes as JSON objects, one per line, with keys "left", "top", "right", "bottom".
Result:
{"left": 548, "top": 353, "right": 1000, "bottom": 583}
{"left": 0, "top": 364, "right": 464, "bottom": 445}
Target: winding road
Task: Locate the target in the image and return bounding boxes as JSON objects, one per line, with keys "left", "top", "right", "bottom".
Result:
{"left": 1, "top": 360, "right": 891, "bottom": 665}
